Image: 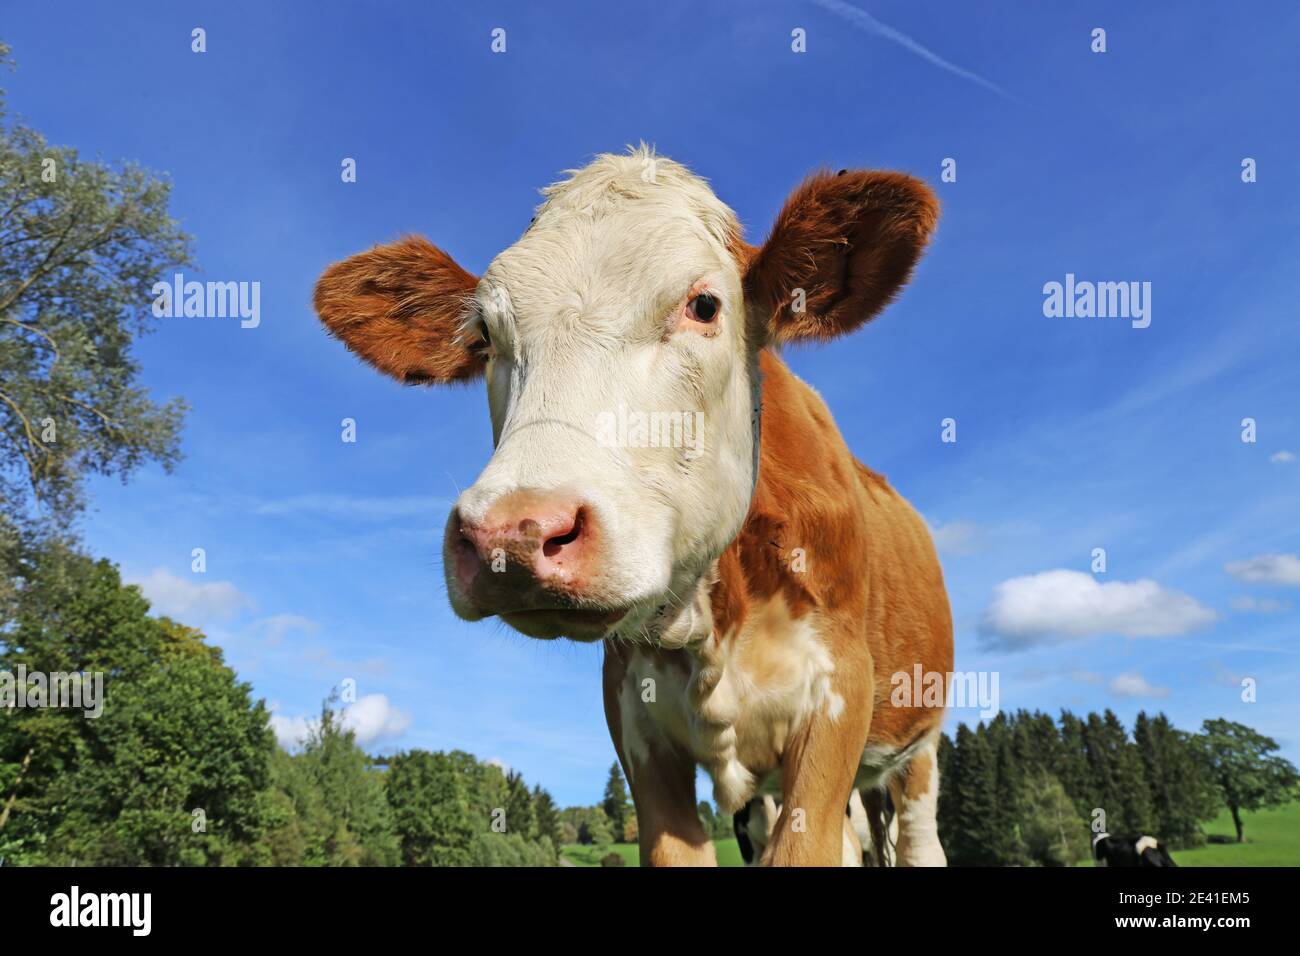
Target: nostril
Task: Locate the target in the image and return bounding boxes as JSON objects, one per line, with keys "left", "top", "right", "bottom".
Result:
{"left": 542, "top": 508, "right": 584, "bottom": 559}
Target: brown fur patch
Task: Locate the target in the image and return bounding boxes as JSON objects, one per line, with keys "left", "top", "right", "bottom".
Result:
{"left": 713, "top": 350, "right": 952, "bottom": 756}
{"left": 743, "top": 170, "right": 939, "bottom": 344}
{"left": 313, "top": 236, "right": 483, "bottom": 384}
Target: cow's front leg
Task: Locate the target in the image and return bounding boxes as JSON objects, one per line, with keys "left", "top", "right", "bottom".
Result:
{"left": 764, "top": 671, "right": 872, "bottom": 866}
{"left": 603, "top": 644, "right": 716, "bottom": 867}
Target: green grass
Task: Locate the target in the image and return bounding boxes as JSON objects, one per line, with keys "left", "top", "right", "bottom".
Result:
{"left": 1076, "top": 801, "right": 1300, "bottom": 867}
{"left": 1170, "top": 801, "right": 1300, "bottom": 867}
{"left": 561, "top": 838, "right": 745, "bottom": 867}
{"left": 569, "top": 803, "right": 1300, "bottom": 868}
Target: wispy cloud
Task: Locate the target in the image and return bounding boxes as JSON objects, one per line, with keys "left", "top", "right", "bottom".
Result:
{"left": 131, "top": 568, "right": 255, "bottom": 622}
{"left": 253, "top": 493, "right": 452, "bottom": 521}
{"left": 1229, "top": 595, "right": 1291, "bottom": 614}
{"left": 1108, "top": 671, "right": 1169, "bottom": 699}
{"left": 927, "top": 518, "right": 981, "bottom": 556}
{"left": 807, "top": 0, "right": 1014, "bottom": 100}
{"left": 1225, "top": 553, "right": 1300, "bottom": 586}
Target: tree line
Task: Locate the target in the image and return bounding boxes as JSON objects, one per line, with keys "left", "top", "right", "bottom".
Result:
{"left": 0, "top": 540, "right": 566, "bottom": 866}
{"left": 936, "top": 709, "right": 1297, "bottom": 866}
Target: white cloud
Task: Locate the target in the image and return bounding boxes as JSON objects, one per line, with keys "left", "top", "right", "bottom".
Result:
{"left": 1225, "top": 553, "right": 1300, "bottom": 586}
{"left": 341, "top": 693, "right": 411, "bottom": 745}
{"left": 1269, "top": 450, "right": 1296, "bottom": 464}
{"left": 980, "top": 569, "right": 1216, "bottom": 648}
{"left": 1108, "top": 671, "right": 1169, "bottom": 699}
{"left": 928, "top": 519, "right": 981, "bottom": 556}
{"left": 269, "top": 693, "right": 410, "bottom": 750}
{"left": 269, "top": 712, "right": 313, "bottom": 750}
{"left": 132, "top": 568, "right": 254, "bottom": 621}
{"left": 1229, "top": 595, "right": 1291, "bottom": 614}
{"left": 253, "top": 494, "right": 450, "bottom": 520}
{"left": 255, "top": 613, "right": 318, "bottom": 644}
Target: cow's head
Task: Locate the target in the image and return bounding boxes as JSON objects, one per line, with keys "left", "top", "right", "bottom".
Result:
{"left": 314, "top": 149, "right": 937, "bottom": 644}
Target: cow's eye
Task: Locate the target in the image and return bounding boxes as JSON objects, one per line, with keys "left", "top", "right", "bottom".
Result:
{"left": 687, "top": 293, "right": 719, "bottom": 323}
{"left": 475, "top": 324, "right": 492, "bottom": 352}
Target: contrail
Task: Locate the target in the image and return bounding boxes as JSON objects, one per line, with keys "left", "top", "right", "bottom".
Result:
{"left": 807, "top": 0, "right": 1015, "bottom": 101}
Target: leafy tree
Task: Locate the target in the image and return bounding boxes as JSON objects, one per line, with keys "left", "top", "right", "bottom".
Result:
{"left": 578, "top": 807, "right": 613, "bottom": 846}
{"left": 290, "top": 700, "right": 399, "bottom": 866}
{"left": 1080, "top": 710, "right": 1153, "bottom": 835}
{"left": 532, "top": 784, "right": 561, "bottom": 846}
{"left": 986, "top": 714, "right": 1027, "bottom": 865}
{"left": 466, "top": 832, "right": 556, "bottom": 867}
{"left": 1196, "top": 719, "right": 1298, "bottom": 843}
{"left": 1019, "top": 771, "right": 1089, "bottom": 866}
{"left": 1056, "top": 710, "right": 1093, "bottom": 816}
{"left": 0, "top": 41, "right": 190, "bottom": 524}
{"left": 0, "top": 544, "right": 272, "bottom": 865}
{"left": 601, "top": 761, "right": 630, "bottom": 839}
{"left": 505, "top": 769, "right": 537, "bottom": 839}
{"left": 1134, "top": 712, "right": 1216, "bottom": 848}
{"left": 385, "top": 749, "right": 475, "bottom": 866}
{"left": 944, "top": 723, "right": 998, "bottom": 865}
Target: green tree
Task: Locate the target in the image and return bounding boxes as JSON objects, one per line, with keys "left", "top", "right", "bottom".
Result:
{"left": 1056, "top": 710, "right": 1093, "bottom": 817}
{"left": 1019, "top": 771, "right": 1089, "bottom": 866}
{"left": 1080, "top": 710, "right": 1153, "bottom": 835}
{"left": 385, "top": 750, "right": 475, "bottom": 866}
{"left": 1196, "top": 719, "right": 1299, "bottom": 843}
{"left": 291, "top": 700, "right": 399, "bottom": 866}
{"left": 0, "top": 41, "right": 190, "bottom": 525}
{"left": 986, "top": 714, "right": 1027, "bottom": 865}
{"left": 505, "top": 770, "right": 537, "bottom": 839}
{"left": 944, "top": 723, "right": 998, "bottom": 865}
{"left": 601, "top": 761, "right": 630, "bottom": 839}
{"left": 1134, "top": 712, "right": 1216, "bottom": 848}
{"left": 578, "top": 807, "right": 613, "bottom": 846}
{"left": 532, "top": 785, "right": 561, "bottom": 847}
{"left": 0, "top": 545, "right": 272, "bottom": 865}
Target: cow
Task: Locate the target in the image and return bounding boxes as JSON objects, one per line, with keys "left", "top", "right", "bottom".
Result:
{"left": 1092, "top": 833, "right": 1178, "bottom": 867}
{"left": 313, "top": 147, "right": 953, "bottom": 866}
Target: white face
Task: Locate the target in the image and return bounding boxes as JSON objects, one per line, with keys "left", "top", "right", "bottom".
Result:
{"left": 444, "top": 156, "right": 760, "bottom": 642}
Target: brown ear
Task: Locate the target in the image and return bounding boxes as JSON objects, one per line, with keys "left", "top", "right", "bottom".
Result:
{"left": 313, "top": 236, "right": 483, "bottom": 384}
{"left": 743, "top": 170, "right": 939, "bottom": 344}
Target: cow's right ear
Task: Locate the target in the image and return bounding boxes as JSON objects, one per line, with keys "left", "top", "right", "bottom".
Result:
{"left": 313, "top": 236, "right": 483, "bottom": 384}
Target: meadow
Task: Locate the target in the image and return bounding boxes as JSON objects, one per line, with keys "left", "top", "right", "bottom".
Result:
{"left": 566, "top": 801, "right": 1300, "bottom": 867}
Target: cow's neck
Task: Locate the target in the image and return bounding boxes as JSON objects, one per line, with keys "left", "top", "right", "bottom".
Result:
{"left": 652, "top": 349, "right": 867, "bottom": 654}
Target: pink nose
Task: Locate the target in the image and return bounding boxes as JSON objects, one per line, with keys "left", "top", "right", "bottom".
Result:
{"left": 450, "top": 491, "right": 595, "bottom": 601}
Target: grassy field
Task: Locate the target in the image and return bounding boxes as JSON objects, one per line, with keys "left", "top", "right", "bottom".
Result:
{"left": 567, "top": 802, "right": 1300, "bottom": 867}
{"left": 1162, "top": 801, "right": 1299, "bottom": 867}
{"left": 562, "top": 838, "right": 745, "bottom": 867}
{"left": 1072, "top": 801, "right": 1300, "bottom": 867}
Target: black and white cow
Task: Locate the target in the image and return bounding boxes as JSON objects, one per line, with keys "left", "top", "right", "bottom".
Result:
{"left": 1092, "top": 832, "right": 1178, "bottom": 867}
{"left": 734, "top": 789, "right": 897, "bottom": 866}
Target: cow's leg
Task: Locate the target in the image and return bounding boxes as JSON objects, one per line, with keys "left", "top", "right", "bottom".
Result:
{"left": 764, "top": 682, "right": 872, "bottom": 867}
{"left": 603, "top": 645, "right": 715, "bottom": 867}
{"left": 885, "top": 737, "right": 946, "bottom": 866}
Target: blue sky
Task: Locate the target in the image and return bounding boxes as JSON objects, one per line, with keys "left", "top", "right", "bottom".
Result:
{"left": 4, "top": 1, "right": 1298, "bottom": 806}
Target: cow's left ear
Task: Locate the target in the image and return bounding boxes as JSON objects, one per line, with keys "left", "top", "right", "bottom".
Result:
{"left": 743, "top": 170, "right": 939, "bottom": 344}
